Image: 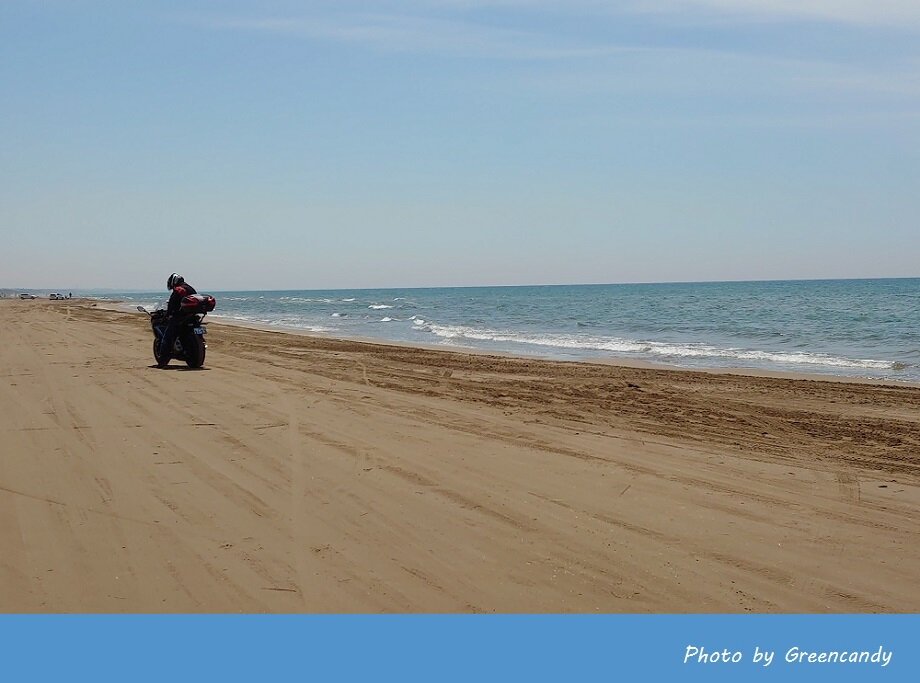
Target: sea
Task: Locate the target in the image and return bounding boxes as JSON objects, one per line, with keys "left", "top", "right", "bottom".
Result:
{"left": 105, "top": 278, "right": 920, "bottom": 382}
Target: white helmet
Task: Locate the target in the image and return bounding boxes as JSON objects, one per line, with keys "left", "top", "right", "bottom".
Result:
{"left": 167, "top": 273, "right": 184, "bottom": 290}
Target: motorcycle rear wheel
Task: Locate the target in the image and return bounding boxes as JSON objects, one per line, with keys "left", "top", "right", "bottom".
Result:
{"left": 184, "top": 333, "right": 206, "bottom": 368}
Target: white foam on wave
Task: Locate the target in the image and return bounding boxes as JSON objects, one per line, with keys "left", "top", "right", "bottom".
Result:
{"left": 380, "top": 317, "right": 395, "bottom": 322}
{"left": 211, "top": 313, "right": 333, "bottom": 333}
{"left": 419, "top": 323, "right": 898, "bottom": 371}
{"left": 269, "top": 316, "right": 334, "bottom": 331}
{"left": 424, "top": 324, "right": 647, "bottom": 353}
{"left": 369, "top": 304, "right": 393, "bottom": 309}
{"left": 281, "top": 297, "right": 336, "bottom": 304}
{"left": 342, "top": 298, "right": 356, "bottom": 302}
{"left": 641, "top": 342, "right": 894, "bottom": 369}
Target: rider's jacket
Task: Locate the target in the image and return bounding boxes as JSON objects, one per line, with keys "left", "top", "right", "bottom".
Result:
{"left": 166, "top": 283, "right": 198, "bottom": 317}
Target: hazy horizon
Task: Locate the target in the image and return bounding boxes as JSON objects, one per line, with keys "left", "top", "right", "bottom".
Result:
{"left": 4, "top": 275, "right": 920, "bottom": 295}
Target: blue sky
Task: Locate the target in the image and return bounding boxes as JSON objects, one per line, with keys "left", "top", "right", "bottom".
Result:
{"left": 1, "top": 0, "right": 918, "bottom": 290}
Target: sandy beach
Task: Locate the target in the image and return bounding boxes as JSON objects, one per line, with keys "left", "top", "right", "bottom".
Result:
{"left": 1, "top": 298, "right": 918, "bottom": 613}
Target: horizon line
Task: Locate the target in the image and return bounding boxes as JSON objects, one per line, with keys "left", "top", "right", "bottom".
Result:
{"left": 4, "top": 275, "right": 919, "bottom": 294}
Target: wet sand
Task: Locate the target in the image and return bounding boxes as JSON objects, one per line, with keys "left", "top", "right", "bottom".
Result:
{"left": 1, "top": 299, "right": 918, "bottom": 612}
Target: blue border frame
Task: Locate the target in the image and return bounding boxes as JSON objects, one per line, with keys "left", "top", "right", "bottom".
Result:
{"left": 1, "top": 615, "right": 916, "bottom": 681}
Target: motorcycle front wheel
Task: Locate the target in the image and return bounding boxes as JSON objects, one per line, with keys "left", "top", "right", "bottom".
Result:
{"left": 153, "top": 338, "right": 168, "bottom": 366}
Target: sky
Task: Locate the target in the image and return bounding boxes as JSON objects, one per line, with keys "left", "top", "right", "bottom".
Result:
{"left": 1, "top": 0, "right": 919, "bottom": 290}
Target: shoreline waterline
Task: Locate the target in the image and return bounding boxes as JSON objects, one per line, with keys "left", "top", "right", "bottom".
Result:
{"left": 96, "top": 298, "right": 920, "bottom": 389}
{"left": 91, "top": 279, "right": 920, "bottom": 383}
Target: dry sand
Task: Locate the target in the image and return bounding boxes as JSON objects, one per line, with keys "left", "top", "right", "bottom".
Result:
{"left": 1, "top": 299, "right": 918, "bottom": 613}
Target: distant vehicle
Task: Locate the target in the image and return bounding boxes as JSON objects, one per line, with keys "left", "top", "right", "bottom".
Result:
{"left": 49, "top": 293, "right": 64, "bottom": 300}
{"left": 19, "top": 293, "right": 37, "bottom": 300}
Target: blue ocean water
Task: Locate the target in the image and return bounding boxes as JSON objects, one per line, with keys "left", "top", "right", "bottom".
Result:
{"left": 110, "top": 279, "right": 920, "bottom": 381}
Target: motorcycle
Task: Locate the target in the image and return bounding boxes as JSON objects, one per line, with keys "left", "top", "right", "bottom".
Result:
{"left": 137, "top": 294, "right": 216, "bottom": 368}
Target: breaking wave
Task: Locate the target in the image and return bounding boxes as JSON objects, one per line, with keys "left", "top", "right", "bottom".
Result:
{"left": 419, "top": 323, "right": 901, "bottom": 372}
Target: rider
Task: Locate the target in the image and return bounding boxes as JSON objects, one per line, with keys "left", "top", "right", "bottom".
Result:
{"left": 157, "top": 273, "right": 198, "bottom": 368}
